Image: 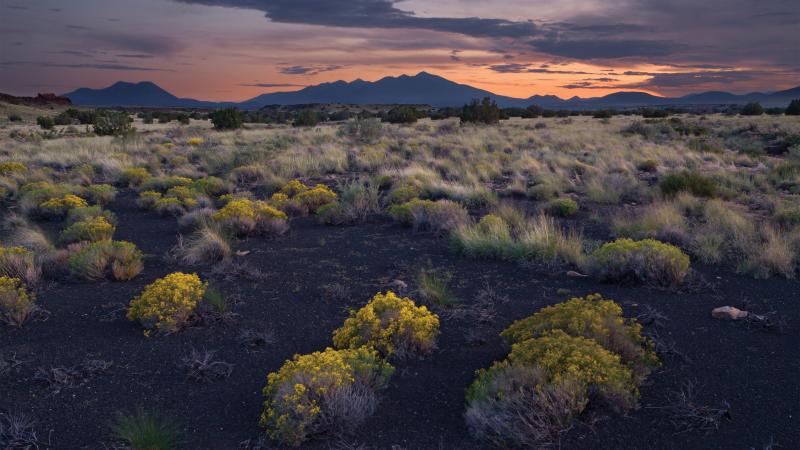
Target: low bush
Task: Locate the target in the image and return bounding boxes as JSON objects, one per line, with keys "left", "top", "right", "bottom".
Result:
{"left": 212, "top": 198, "right": 288, "bottom": 235}
{"left": 83, "top": 184, "right": 117, "bottom": 205}
{"left": 127, "top": 272, "right": 207, "bottom": 335}
{"left": 93, "top": 112, "right": 133, "bottom": 136}
{"left": 545, "top": 198, "right": 578, "bottom": 217}
{"left": 67, "top": 241, "right": 143, "bottom": 281}
{"left": 260, "top": 347, "right": 393, "bottom": 446}
{"left": 59, "top": 216, "right": 115, "bottom": 244}
{"left": 66, "top": 206, "right": 116, "bottom": 225}
{"left": 660, "top": 171, "right": 716, "bottom": 198}
{"left": 0, "top": 276, "right": 37, "bottom": 327}
{"left": 119, "top": 167, "right": 151, "bottom": 187}
{"left": 0, "top": 162, "right": 27, "bottom": 176}
{"left": 587, "top": 238, "right": 690, "bottom": 287}
{"left": 38, "top": 194, "right": 88, "bottom": 218}
{"left": 500, "top": 294, "right": 658, "bottom": 378}
{"left": 333, "top": 291, "right": 440, "bottom": 359}
{"left": 294, "top": 184, "right": 338, "bottom": 213}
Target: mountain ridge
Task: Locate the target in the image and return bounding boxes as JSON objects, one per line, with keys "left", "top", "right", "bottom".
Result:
{"left": 62, "top": 72, "right": 800, "bottom": 109}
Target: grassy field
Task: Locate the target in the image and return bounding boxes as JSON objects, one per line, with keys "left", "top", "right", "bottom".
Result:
{"left": 1, "top": 109, "right": 798, "bottom": 449}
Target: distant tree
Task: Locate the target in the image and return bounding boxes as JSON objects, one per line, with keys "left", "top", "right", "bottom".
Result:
{"left": 7, "top": 113, "right": 22, "bottom": 122}
{"left": 460, "top": 97, "right": 502, "bottom": 124}
{"left": 93, "top": 112, "right": 134, "bottom": 136}
{"left": 592, "top": 109, "right": 615, "bottom": 119}
{"left": 210, "top": 108, "right": 244, "bottom": 130}
{"left": 385, "top": 105, "right": 420, "bottom": 124}
{"left": 526, "top": 104, "right": 544, "bottom": 117}
{"left": 786, "top": 99, "right": 800, "bottom": 116}
{"left": 36, "top": 116, "right": 55, "bottom": 130}
{"left": 740, "top": 102, "right": 764, "bottom": 116}
{"left": 293, "top": 109, "right": 320, "bottom": 127}
{"left": 177, "top": 114, "right": 190, "bottom": 125}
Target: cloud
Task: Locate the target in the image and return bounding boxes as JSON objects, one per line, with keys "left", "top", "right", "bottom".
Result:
{"left": 449, "top": 50, "right": 462, "bottom": 62}
{"left": 176, "top": 0, "right": 538, "bottom": 38}
{"left": 488, "top": 63, "right": 593, "bottom": 74}
{"left": 239, "top": 82, "right": 306, "bottom": 87}
{"left": 43, "top": 62, "right": 168, "bottom": 71}
{"left": 532, "top": 38, "right": 683, "bottom": 59}
{"left": 116, "top": 53, "right": 155, "bottom": 58}
{"left": 621, "top": 70, "right": 757, "bottom": 89}
{"left": 278, "top": 64, "right": 342, "bottom": 75}
{"left": 89, "top": 32, "right": 185, "bottom": 55}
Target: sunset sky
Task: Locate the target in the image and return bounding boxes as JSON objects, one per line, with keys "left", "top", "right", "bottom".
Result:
{"left": 1, "top": 0, "right": 798, "bottom": 101}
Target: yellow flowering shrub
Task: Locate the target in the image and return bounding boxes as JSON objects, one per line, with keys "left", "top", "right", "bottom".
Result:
{"left": 587, "top": 238, "right": 690, "bottom": 287}
{"left": 506, "top": 331, "right": 636, "bottom": 406}
{"left": 83, "top": 184, "right": 118, "bottom": 205}
{"left": 279, "top": 179, "right": 309, "bottom": 196}
{"left": 293, "top": 184, "right": 337, "bottom": 212}
{"left": 260, "top": 347, "right": 394, "bottom": 446}
{"left": 0, "top": 276, "right": 37, "bottom": 327}
{"left": 60, "top": 216, "right": 115, "bottom": 244}
{"left": 213, "top": 198, "right": 288, "bottom": 235}
{"left": 0, "top": 162, "right": 28, "bottom": 175}
{"left": 126, "top": 272, "right": 206, "bottom": 335}
{"left": 120, "top": 167, "right": 150, "bottom": 187}
{"left": 500, "top": 294, "right": 659, "bottom": 377}
{"left": 136, "top": 190, "right": 162, "bottom": 209}
{"left": 268, "top": 192, "right": 289, "bottom": 208}
{"left": 187, "top": 137, "right": 204, "bottom": 146}
{"left": 332, "top": 291, "right": 440, "bottom": 358}
{"left": 39, "top": 194, "right": 89, "bottom": 217}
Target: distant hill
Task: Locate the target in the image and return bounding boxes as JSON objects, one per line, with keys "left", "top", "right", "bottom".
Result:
{"left": 238, "top": 72, "right": 525, "bottom": 108}
{"left": 63, "top": 81, "right": 230, "bottom": 108}
{"left": 62, "top": 73, "right": 800, "bottom": 109}
{"left": 0, "top": 92, "right": 71, "bottom": 107}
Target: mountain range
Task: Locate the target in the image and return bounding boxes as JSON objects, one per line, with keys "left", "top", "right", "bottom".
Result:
{"left": 62, "top": 72, "right": 800, "bottom": 110}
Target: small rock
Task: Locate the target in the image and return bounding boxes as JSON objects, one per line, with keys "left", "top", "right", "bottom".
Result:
{"left": 235, "top": 250, "right": 250, "bottom": 256}
{"left": 566, "top": 270, "right": 588, "bottom": 277}
{"left": 391, "top": 279, "right": 408, "bottom": 293}
{"left": 711, "top": 306, "right": 749, "bottom": 320}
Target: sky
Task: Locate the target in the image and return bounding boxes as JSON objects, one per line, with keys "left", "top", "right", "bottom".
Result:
{"left": 1, "top": 0, "right": 798, "bottom": 101}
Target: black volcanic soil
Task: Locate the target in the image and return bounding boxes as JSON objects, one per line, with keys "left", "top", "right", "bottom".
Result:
{"left": 1, "top": 194, "right": 798, "bottom": 450}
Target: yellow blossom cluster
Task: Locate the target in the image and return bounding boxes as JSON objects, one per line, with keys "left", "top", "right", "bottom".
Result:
{"left": 333, "top": 291, "right": 440, "bottom": 357}
{"left": 126, "top": 272, "right": 206, "bottom": 335}
{"left": 260, "top": 347, "right": 393, "bottom": 446}
{"left": 39, "top": 194, "right": 88, "bottom": 216}
{"left": 0, "top": 276, "right": 36, "bottom": 327}
{"left": 466, "top": 294, "right": 657, "bottom": 436}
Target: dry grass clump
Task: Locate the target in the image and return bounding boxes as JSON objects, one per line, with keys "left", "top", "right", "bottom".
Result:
{"left": 388, "top": 198, "right": 470, "bottom": 233}
{"left": 316, "top": 180, "right": 381, "bottom": 225}
{"left": 452, "top": 212, "right": 584, "bottom": 266}
{"left": 174, "top": 226, "right": 232, "bottom": 265}
{"left": 0, "top": 246, "right": 42, "bottom": 286}
{"left": 67, "top": 241, "right": 143, "bottom": 281}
